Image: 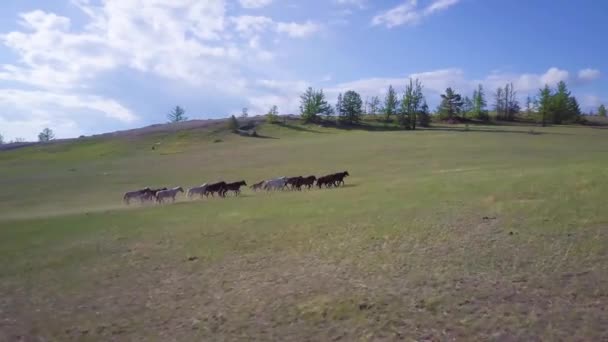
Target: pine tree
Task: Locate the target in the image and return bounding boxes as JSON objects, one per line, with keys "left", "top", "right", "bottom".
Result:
{"left": 471, "top": 84, "right": 488, "bottom": 121}
{"left": 0, "top": 133, "right": 4, "bottom": 145}
{"left": 168, "top": 106, "right": 188, "bottom": 123}
{"left": 538, "top": 85, "right": 553, "bottom": 127}
{"left": 552, "top": 81, "right": 570, "bottom": 124}
{"left": 438, "top": 87, "right": 463, "bottom": 120}
{"left": 598, "top": 104, "right": 607, "bottom": 117}
{"left": 462, "top": 96, "right": 473, "bottom": 119}
{"left": 567, "top": 96, "right": 581, "bottom": 123}
{"left": 418, "top": 101, "right": 431, "bottom": 127}
{"left": 340, "top": 90, "right": 363, "bottom": 125}
{"left": 383, "top": 85, "right": 398, "bottom": 123}
{"left": 400, "top": 78, "right": 424, "bottom": 129}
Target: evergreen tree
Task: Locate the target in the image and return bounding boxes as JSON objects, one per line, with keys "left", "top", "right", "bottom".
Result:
{"left": 0, "top": 133, "right": 3, "bottom": 145}
{"left": 418, "top": 101, "right": 431, "bottom": 127}
{"left": 168, "top": 106, "right": 188, "bottom": 123}
{"left": 383, "top": 85, "right": 398, "bottom": 123}
{"left": 552, "top": 81, "right": 570, "bottom": 124}
{"left": 38, "top": 128, "right": 55, "bottom": 142}
{"left": 538, "top": 85, "right": 553, "bottom": 127}
{"left": 340, "top": 90, "right": 363, "bottom": 125}
{"left": 567, "top": 96, "right": 582, "bottom": 122}
{"left": 598, "top": 104, "right": 607, "bottom": 117}
{"left": 399, "top": 78, "right": 424, "bottom": 129}
{"left": 438, "top": 87, "right": 463, "bottom": 120}
{"left": 462, "top": 96, "right": 473, "bottom": 119}
{"left": 299, "top": 87, "right": 332, "bottom": 123}
{"left": 471, "top": 84, "right": 488, "bottom": 121}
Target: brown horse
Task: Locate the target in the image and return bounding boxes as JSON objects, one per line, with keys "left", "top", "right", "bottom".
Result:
{"left": 286, "top": 176, "right": 304, "bottom": 190}
{"left": 222, "top": 181, "right": 247, "bottom": 196}
{"left": 331, "top": 171, "right": 349, "bottom": 187}
{"left": 250, "top": 181, "right": 265, "bottom": 192}
{"left": 204, "top": 181, "right": 227, "bottom": 197}
{"left": 299, "top": 175, "right": 317, "bottom": 190}
{"left": 317, "top": 171, "right": 349, "bottom": 188}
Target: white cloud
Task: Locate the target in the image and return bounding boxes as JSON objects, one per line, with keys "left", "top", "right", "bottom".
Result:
{"left": 0, "top": 0, "right": 322, "bottom": 138}
{"left": 231, "top": 15, "right": 273, "bottom": 36}
{"left": 276, "top": 21, "right": 321, "bottom": 38}
{"left": 245, "top": 79, "right": 310, "bottom": 114}
{"left": 0, "top": 89, "right": 137, "bottom": 122}
{"left": 334, "top": 0, "right": 367, "bottom": 9}
{"left": 239, "top": 0, "right": 273, "bottom": 9}
{"left": 0, "top": 89, "right": 137, "bottom": 141}
{"left": 539, "top": 67, "right": 569, "bottom": 86}
{"left": 372, "top": 0, "right": 460, "bottom": 28}
{"left": 371, "top": 0, "right": 420, "bottom": 27}
{"left": 315, "top": 67, "right": 579, "bottom": 111}
{"left": 578, "top": 68, "right": 601, "bottom": 82}
{"left": 231, "top": 16, "right": 321, "bottom": 39}
{"left": 424, "top": 0, "right": 459, "bottom": 15}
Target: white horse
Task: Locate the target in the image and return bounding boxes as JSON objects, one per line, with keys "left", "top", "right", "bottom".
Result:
{"left": 187, "top": 184, "right": 208, "bottom": 199}
{"left": 156, "top": 187, "right": 184, "bottom": 203}
{"left": 264, "top": 177, "right": 287, "bottom": 191}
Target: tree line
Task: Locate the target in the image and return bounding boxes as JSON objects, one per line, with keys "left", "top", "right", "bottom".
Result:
{"left": 279, "top": 79, "right": 604, "bottom": 129}
{"left": 3, "top": 81, "right": 603, "bottom": 145}
{"left": 0, "top": 128, "right": 54, "bottom": 145}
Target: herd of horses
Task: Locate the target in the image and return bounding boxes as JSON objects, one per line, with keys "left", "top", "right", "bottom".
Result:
{"left": 123, "top": 171, "right": 350, "bottom": 205}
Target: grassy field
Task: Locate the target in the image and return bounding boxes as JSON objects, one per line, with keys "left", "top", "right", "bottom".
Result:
{"left": 1, "top": 122, "right": 607, "bottom": 340}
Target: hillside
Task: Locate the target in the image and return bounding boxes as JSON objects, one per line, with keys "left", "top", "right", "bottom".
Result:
{"left": 1, "top": 122, "right": 607, "bottom": 340}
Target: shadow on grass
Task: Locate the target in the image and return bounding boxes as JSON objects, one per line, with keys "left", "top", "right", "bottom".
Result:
{"left": 419, "top": 126, "right": 572, "bottom": 135}
{"left": 249, "top": 134, "right": 279, "bottom": 139}
{"left": 320, "top": 121, "right": 403, "bottom": 132}
{"left": 275, "top": 122, "right": 328, "bottom": 134}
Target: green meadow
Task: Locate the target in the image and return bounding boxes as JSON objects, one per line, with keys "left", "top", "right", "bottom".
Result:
{"left": 1, "top": 122, "right": 607, "bottom": 340}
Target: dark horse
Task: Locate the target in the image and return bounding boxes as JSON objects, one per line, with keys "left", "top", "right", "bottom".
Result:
{"left": 143, "top": 187, "right": 167, "bottom": 202}
{"left": 331, "top": 171, "right": 349, "bottom": 187}
{"left": 299, "top": 175, "right": 317, "bottom": 190}
{"left": 286, "top": 176, "right": 304, "bottom": 190}
{"left": 317, "top": 171, "right": 349, "bottom": 188}
{"left": 204, "top": 181, "right": 227, "bottom": 197}
{"left": 222, "top": 181, "right": 247, "bottom": 196}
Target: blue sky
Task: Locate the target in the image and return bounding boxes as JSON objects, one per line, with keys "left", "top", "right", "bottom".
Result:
{"left": 0, "top": 0, "right": 606, "bottom": 140}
